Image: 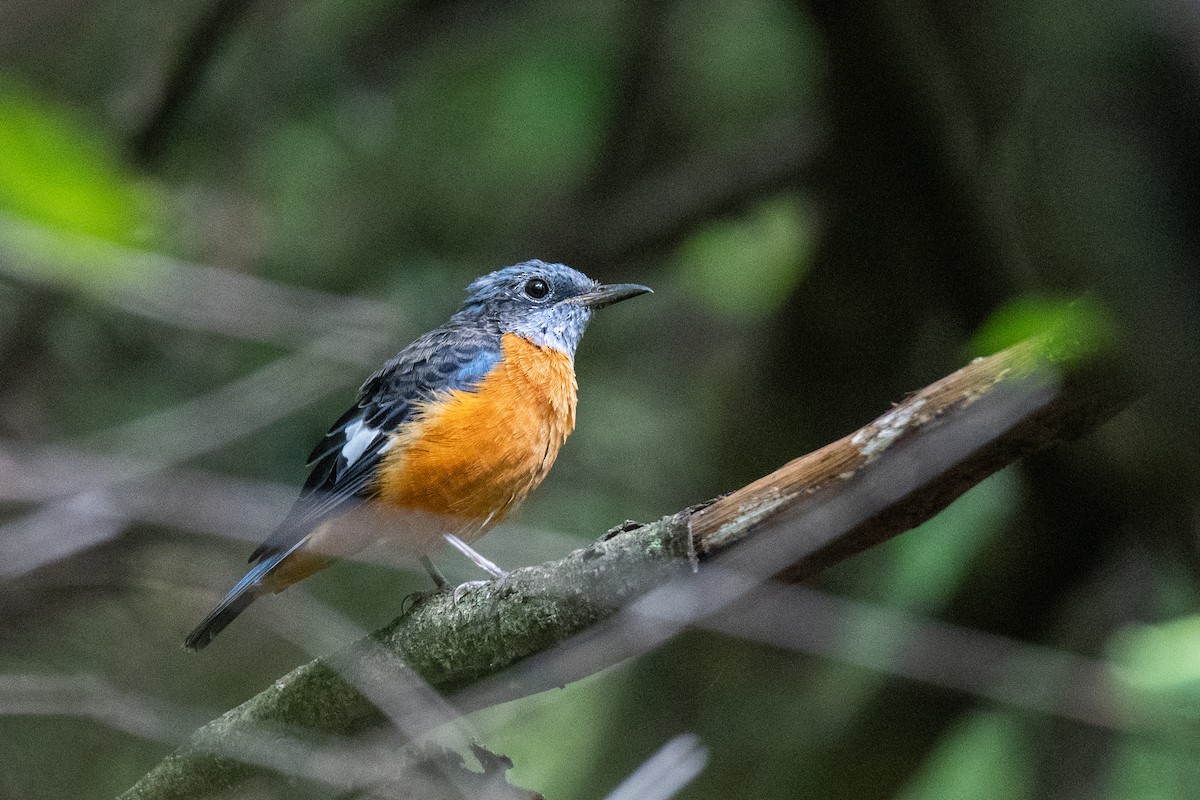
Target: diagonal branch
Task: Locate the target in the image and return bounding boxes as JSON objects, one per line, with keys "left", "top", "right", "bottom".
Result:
{"left": 119, "top": 334, "right": 1139, "bottom": 800}
{"left": 132, "top": 0, "right": 257, "bottom": 165}
{"left": 0, "top": 214, "right": 399, "bottom": 349}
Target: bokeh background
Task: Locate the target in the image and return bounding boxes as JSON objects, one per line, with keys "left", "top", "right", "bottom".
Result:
{"left": 3, "top": 0, "right": 1200, "bottom": 798}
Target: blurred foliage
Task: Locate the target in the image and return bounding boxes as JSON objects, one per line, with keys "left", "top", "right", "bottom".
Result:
{"left": 1, "top": 0, "right": 1199, "bottom": 798}
{"left": 676, "top": 194, "right": 814, "bottom": 319}
{"left": 1112, "top": 614, "right": 1200, "bottom": 723}
{"left": 0, "top": 82, "right": 156, "bottom": 247}
{"left": 971, "top": 296, "right": 1116, "bottom": 361}
{"left": 896, "top": 712, "right": 1033, "bottom": 800}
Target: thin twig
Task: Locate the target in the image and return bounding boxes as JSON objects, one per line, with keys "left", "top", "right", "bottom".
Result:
{"left": 545, "top": 116, "right": 821, "bottom": 266}
{"left": 603, "top": 733, "right": 708, "bottom": 800}
{"left": 0, "top": 214, "right": 398, "bottom": 350}
{"left": 0, "top": 440, "right": 581, "bottom": 580}
{"left": 0, "top": 334, "right": 392, "bottom": 579}
{"left": 702, "top": 583, "right": 1121, "bottom": 730}
{"left": 131, "top": 0, "right": 257, "bottom": 164}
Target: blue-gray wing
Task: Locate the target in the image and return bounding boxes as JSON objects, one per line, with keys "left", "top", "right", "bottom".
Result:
{"left": 248, "top": 325, "right": 502, "bottom": 564}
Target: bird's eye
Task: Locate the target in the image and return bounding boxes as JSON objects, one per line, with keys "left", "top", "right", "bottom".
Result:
{"left": 523, "top": 278, "right": 550, "bottom": 300}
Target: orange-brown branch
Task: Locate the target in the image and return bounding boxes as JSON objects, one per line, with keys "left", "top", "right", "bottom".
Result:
{"left": 688, "top": 336, "right": 1135, "bottom": 579}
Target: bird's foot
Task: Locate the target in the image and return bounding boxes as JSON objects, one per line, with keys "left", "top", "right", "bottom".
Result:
{"left": 452, "top": 579, "right": 494, "bottom": 605}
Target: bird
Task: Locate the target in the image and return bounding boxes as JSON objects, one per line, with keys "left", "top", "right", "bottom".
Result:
{"left": 184, "top": 261, "right": 651, "bottom": 650}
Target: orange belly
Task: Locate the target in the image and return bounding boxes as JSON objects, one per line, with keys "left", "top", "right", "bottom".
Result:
{"left": 261, "top": 334, "right": 577, "bottom": 592}
{"left": 374, "top": 332, "right": 577, "bottom": 551}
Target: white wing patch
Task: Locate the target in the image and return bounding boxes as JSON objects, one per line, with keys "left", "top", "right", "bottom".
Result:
{"left": 340, "top": 418, "right": 382, "bottom": 468}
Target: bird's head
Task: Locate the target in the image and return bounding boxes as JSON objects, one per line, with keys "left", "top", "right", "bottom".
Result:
{"left": 454, "top": 260, "right": 651, "bottom": 355}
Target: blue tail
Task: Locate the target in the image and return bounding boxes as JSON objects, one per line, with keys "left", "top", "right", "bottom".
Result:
{"left": 184, "top": 553, "right": 285, "bottom": 650}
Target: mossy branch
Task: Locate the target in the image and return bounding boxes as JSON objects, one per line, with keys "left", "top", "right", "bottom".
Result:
{"left": 120, "top": 335, "right": 1138, "bottom": 800}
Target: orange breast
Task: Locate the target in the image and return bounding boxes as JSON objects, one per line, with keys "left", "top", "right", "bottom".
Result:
{"left": 374, "top": 332, "right": 577, "bottom": 552}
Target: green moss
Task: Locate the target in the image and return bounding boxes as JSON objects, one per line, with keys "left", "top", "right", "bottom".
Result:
{"left": 120, "top": 516, "right": 692, "bottom": 800}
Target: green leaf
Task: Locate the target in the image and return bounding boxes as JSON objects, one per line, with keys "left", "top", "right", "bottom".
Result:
{"left": 0, "top": 80, "right": 154, "bottom": 246}
{"left": 675, "top": 195, "right": 814, "bottom": 319}
{"left": 971, "top": 296, "right": 1115, "bottom": 360}
{"left": 896, "top": 712, "right": 1032, "bottom": 800}
{"left": 1110, "top": 614, "right": 1200, "bottom": 722}
{"left": 879, "top": 468, "right": 1022, "bottom": 612}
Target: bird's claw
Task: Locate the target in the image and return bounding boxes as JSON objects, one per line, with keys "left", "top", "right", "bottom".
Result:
{"left": 452, "top": 580, "right": 492, "bottom": 604}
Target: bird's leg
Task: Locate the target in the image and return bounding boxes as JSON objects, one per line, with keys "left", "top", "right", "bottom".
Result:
{"left": 420, "top": 555, "right": 448, "bottom": 591}
{"left": 443, "top": 533, "right": 507, "bottom": 603}
{"left": 442, "top": 533, "right": 508, "bottom": 578}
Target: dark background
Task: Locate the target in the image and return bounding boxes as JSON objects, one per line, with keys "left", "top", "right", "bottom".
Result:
{"left": 2, "top": 0, "right": 1200, "bottom": 798}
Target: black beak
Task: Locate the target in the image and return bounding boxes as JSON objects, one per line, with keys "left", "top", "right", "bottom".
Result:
{"left": 573, "top": 283, "right": 653, "bottom": 309}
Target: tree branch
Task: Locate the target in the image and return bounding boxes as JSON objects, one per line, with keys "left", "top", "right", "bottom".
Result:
{"left": 0, "top": 214, "right": 399, "bottom": 350}
{"left": 119, "top": 334, "right": 1138, "bottom": 799}
{"left": 544, "top": 116, "right": 820, "bottom": 267}
{"left": 132, "top": 0, "right": 257, "bottom": 165}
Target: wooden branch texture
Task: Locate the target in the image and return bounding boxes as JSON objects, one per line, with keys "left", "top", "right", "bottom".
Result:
{"left": 689, "top": 336, "right": 1134, "bottom": 578}
{"left": 120, "top": 336, "right": 1137, "bottom": 800}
